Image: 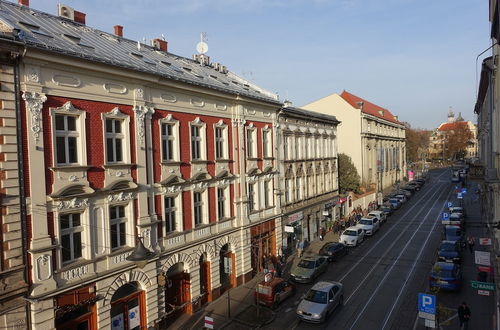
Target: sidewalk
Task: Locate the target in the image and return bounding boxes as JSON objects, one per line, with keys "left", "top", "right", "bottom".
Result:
{"left": 168, "top": 230, "right": 341, "bottom": 330}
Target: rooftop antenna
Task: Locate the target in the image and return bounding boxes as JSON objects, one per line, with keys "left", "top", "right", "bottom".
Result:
{"left": 196, "top": 32, "right": 208, "bottom": 54}
{"left": 161, "top": 33, "right": 166, "bottom": 41}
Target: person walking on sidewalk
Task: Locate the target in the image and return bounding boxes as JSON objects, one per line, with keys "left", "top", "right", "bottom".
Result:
{"left": 467, "top": 236, "right": 475, "bottom": 254}
{"left": 297, "top": 240, "right": 304, "bottom": 258}
{"left": 458, "top": 301, "right": 471, "bottom": 330}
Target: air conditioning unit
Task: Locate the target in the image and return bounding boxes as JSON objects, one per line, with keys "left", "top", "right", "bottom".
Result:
{"left": 58, "top": 4, "right": 74, "bottom": 20}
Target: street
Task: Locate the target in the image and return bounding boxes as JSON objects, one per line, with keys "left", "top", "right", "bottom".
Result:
{"left": 262, "top": 168, "right": 495, "bottom": 330}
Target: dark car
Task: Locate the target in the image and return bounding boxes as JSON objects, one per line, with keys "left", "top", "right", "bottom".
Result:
{"left": 388, "top": 198, "right": 401, "bottom": 209}
{"left": 442, "top": 225, "right": 465, "bottom": 248}
{"left": 438, "top": 240, "right": 462, "bottom": 263}
{"left": 429, "top": 262, "right": 462, "bottom": 291}
{"left": 380, "top": 203, "right": 394, "bottom": 216}
{"left": 255, "top": 277, "right": 295, "bottom": 308}
{"left": 319, "top": 242, "right": 348, "bottom": 262}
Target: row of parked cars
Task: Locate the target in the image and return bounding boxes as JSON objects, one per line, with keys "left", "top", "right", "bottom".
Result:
{"left": 254, "top": 178, "right": 428, "bottom": 323}
{"left": 430, "top": 204, "right": 466, "bottom": 291}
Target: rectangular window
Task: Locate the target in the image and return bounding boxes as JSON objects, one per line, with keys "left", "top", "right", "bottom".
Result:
{"left": 262, "top": 130, "right": 270, "bottom": 158}
{"left": 165, "top": 196, "right": 176, "bottom": 233}
{"left": 217, "top": 187, "right": 225, "bottom": 220}
{"left": 106, "top": 119, "right": 123, "bottom": 163}
{"left": 55, "top": 114, "right": 78, "bottom": 165}
{"left": 161, "top": 123, "right": 175, "bottom": 161}
{"left": 247, "top": 129, "right": 254, "bottom": 158}
{"left": 295, "top": 136, "right": 300, "bottom": 159}
{"left": 60, "top": 213, "right": 82, "bottom": 263}
{"left": 194, "top": 192, "right": 203, "bottom": 226}
{"left": 305, "top": 137, "right": 310, "bottom": 159}
{"left": 296, "top": 177, "right": 301, "bottom": 200}
{"left": 110, "top": 205, "right": 126, "bottom": 249}
{"left": 263, "top": 180, "right": 271, "bottom": 208}
{"left": 284, "top": 179, "right": 290, "bottom": 203}
{"left": 284, "top": 136, "right": 289, "bottom": 159}
{"left": 215, "top": 127, "right": 224, "bottom": 159}
{"left": 248, "top": 183, "right": 255, "bottom": 211}
{"left": 191, "top": 125, "right": 201, "bottom": 160}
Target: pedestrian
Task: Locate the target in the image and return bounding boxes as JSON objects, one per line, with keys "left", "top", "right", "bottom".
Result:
{"left": 298, "top": 240, "right": 304, "bottom": 258}
{"left": 467, "top": 236, "right": 475, "bottom": 254}
{"left": 458, "top": 301, "right": 471, "bottom": 330}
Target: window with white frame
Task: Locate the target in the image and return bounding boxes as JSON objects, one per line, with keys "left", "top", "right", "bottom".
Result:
{"left": 323, "top": 137, "right": 328, "bottom": 157}
{"left": 190, "top": 118, "right": 206, "bottom": 161}
{"left": 262, "top": 129, "right": 271, "bottom": 158}
{"left": 316, "top": 169, "right": 321, "bottom": 194}
{"left": 284, "top": 177, "right": 291, "bottom": 203}
{"left": 105, "top": 119, "right": 123, "bottom": 163}
{"left": 60, "top": 212, "right": 83, "bottom": 263}
{"left": 162, "top": 123, "right": 175, "bottom": 161}
{"left": 284, "top": 135, "right": 290, "bottom": 159}
{"left": 165, "top": 196, "right": 177, "bottom": 233}
{"left": 246, "top": 126, "right": 256, "bottom": 158}
{"left": 193, "top": 191, "right": 204, "bottom": 226}
{"left": 263, "top": 180, "right": 271, "bottom": 208}
{"left": 248, "top": 182, "right": 256, "bottom": 211}
{"left": 305, "top": 136, "right": 311, "bottom": 159}
{"left": 55, "top": 114, "right": 79, "bottom": 165}
{"left": 217, "top": 187, "right": 226, "bottom": 220}
{"left": 296, "top": 176, "right": 302, "bottom": 200}
{"left": 110, "top": 205, "right": 127, "bottom": 249}
{"left": 214, "top": 121, "right": 229, "bottom": 160}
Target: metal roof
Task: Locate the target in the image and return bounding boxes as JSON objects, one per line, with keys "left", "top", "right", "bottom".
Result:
{"left": 0, "top": 0, "right": 280, "bottom": 104}
{"left": 281, "top": 105, "right": 340, "bottom": 124}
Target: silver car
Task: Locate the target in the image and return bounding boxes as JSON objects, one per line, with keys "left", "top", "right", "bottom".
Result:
{"left": 296, "top": 281, "right": 344, "bottom": 323}
{"left": 290, "top": 256, "right": 328, "bottom": 283}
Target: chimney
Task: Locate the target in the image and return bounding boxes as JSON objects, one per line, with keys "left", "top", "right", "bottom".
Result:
{"left": 18, "top": 0, "right": 29, "bottom": 6}
{"left": 152, "top": 38, "right": 168, "bottom": 52}
{"left": 114, "top": 25, "right": 123, "bottom": 37}
{"left": 73, "top": 10, "right": 86, "bottom": 24}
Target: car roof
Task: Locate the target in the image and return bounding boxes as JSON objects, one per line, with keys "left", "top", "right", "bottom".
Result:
{"left": 322, "top": 242, "right": 344, "bottom": 248}
{"left": 445, "top": 225, "right": 461, "bottom": 229}
{"left": 441, "top": 240, "right": 457, "bottom": 244}
{"left": 369, "top": 210, "right": 382, "bottom": 214}
{"left": 310, "top": 281, "right": 342, "bottom": 292}
{"left": 345, "top": 226, "right": 361, "bottom": 231}
{"left": 301, "top": 256, "right": 324, "bottom": 261}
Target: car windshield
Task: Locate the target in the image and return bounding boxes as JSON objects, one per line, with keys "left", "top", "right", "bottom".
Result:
{"left": 304, "top": 289, "right": 327, "bottom": 304}
{"left": 343, "top": 230, "right": 357, "bottom": 236}
{"left": 257, "top": 285, "right": 271, "bottom": 295}
{"left": 298, "top": 260, "right": 316, "bottom": 269}
{"left": 433, "top": 269, "right": 454, "bottom": 278}
{"left": 359, "top": 219, "right": 372, "bottom": 225}
{"left": 440, "top": 242, "right": 456, "bottom": 251}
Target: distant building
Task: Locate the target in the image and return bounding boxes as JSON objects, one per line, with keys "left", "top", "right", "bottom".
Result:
{"left": 303, "top": 91, "right": 406, "bottom": 196}
{"left": 427, "top": 107, "right": 477, "bottom": 160}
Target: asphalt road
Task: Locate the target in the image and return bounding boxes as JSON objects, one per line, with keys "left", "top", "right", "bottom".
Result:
{"left": 262, "top": 168, "right": 495, "bottom": 330}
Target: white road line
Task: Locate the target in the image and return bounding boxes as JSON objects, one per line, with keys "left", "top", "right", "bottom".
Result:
{"left": 339, "top": 173, "right": 448, "bottom": 283}
{"left": 347, "top": 186, "right": 451, "bottom": 330}
{"left": 342, "top": 182, "right": 446, "bottom": 303}
{"left": 380, "top": 189, "right": 453, "bottom": 329}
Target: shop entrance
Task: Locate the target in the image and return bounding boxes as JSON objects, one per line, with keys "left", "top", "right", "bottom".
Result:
{"left": 164, "top": 262, "right": 191, "bottom": 325}
{"left": 110, "top": 282, "right": 145, "bottom": 330}
{"left": 219, "top": 244, "right": 235, "bottom": 295}
{"left": 55, "top": 286, "right": 97, "bottom": 330}
{"left": 199, "top": 253, "right": 211, "bottom": 305}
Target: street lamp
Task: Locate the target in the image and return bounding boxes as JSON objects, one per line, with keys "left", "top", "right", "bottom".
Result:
{"left": 126, "top": 236, "right": 157, "bottom": 269}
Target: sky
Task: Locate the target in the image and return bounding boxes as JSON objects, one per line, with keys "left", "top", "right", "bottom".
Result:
{"left": 25, "top": 0, "right": 489, "bottom": 130}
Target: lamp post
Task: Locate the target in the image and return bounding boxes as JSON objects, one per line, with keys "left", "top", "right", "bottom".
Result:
{"left": 126, "top": 236, "right": 157, "bottom": 269}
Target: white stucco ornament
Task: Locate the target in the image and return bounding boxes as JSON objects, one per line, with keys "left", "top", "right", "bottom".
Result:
{"left": 57, "top": 197, "right": 89, "bottom": 211}
{"left": 22, "top": 91, "right": 47, "bottom": 143}
{"left": 108, "top": 192, "right": 134, "bottom": 203}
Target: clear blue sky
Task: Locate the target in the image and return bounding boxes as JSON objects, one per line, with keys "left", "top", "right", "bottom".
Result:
{"left": 28, "top": 0, "right": 489, "bottom": 129}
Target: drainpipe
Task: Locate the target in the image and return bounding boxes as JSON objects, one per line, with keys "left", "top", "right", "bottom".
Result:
{"left": 13, "top": 46, "right": 30, "bottom": 328}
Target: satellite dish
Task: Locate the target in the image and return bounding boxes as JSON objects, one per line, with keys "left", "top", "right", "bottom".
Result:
{"left": 197, "top": 41, "right": 208, "bottom": 54}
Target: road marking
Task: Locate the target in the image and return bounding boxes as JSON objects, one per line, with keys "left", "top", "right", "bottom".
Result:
{"left": 380, "top": 189, "right": 453, "bottom": 329}
{"left": 338, "top": 170, "right": 449, "bottom": 283}
{"left": 347, "top": 185, "right": 451, "bottom": 330}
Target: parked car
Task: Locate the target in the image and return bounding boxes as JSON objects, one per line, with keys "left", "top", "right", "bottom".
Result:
{"left": 443, "top": 212, "right": 464, "bottom": 229}
{"left": 442, "top": 225, "right": 465, "bottom": 248}
{"left": 407, "top": 182, "right": 421, "bottom": 191}
{"left": 290, "top": 256, "right": 328, "bottom": 283}
{"left": 357, "top": 217, "right": 380, "bottom": 236}
{"left": 394, "top": 194, "right": 407, "bottom": 204}
{"left": 340, "top": 226, "right": 365, "bottom": 247}
{"left": 255, "top": 277, "right": 295, "bottom": 308}
{"left": 368, "top": 210, "right": 387, "bottom": 224}
{"left": 449, "top": 206, "right": 466, "bottom": 218}
{"left": 397, "top": 189, "right": 412, "bottom": 198}
{"left": 319, "top": 242, "right": 348, "bottom": 262}
{"left": 415, "top": 178, "right": 425, "bottom": 185}
{"left": 401, "top": 184, "right": 417, "bottom": 193}
{"left": 429, "top": 262, "right": 462, "bottom": 291}
{"left": 296, "top": 281, "right": 344, "bottom": 323}
{"left": 388, "top": 198, "right": 401, "bottom": 209}
{"left": 438, "top": 240, "right": 462, "bottom": 263}
{"left": 380, "top": 203, "right": 394, "bottom": 216}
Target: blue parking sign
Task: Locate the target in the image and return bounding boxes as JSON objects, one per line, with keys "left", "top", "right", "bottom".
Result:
{"left": 418, "top": 293, "right": 436, "bottom": 314}
{"left": 447, "top": 202, "right": 453, "bottom": 208}
{"left": 457, "top": 192, "right": 463, "bottom": 199}
{"left": 442, "top": 212, "right": 449, "bottom": 220}
{"left": 462, "top": 188, "right": 467, "bottom": 194}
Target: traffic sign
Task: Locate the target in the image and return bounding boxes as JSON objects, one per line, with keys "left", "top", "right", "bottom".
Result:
{"left": 424, "top": 319, "right": 436, "bottom": 328}
{"left": 204, "top": 316, "right": 214, "bottom": 329}
{"left": 470, "top": 280, "right": 495, "bottom": 291}
{"left": 442, "top": 212, "right": 449, "bottom": 220}
{"left": 447, "top": 202, "right": 453, "bottom": 208}
{"left": 418, "top": 293, "right": 436, "bottom": 314}
{"left": 457, "top": 192, "right": 463, "bottom": 199}
{"left": 461, "top": 187, "right": 467, "bottom": 194}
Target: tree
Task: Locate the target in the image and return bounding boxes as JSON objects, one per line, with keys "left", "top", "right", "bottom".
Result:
{"left": 444, "top": 124, "right": 473, "bottom": 160}
{"left": 338, "top": 153, "right": 361, "bottom": 194}
{"left": 404, "top": 122, "right": 431, "bottom": 163}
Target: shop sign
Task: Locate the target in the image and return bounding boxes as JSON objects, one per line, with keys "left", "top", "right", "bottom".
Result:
{"left": 470, "top": 280, "right": 495, "bottom": 291}
{"left": 323, "top": 210, "right": 329, "bottom": 216}
{"left": 479, "top": 238, "right": 492, "bottom": 246}
{"left": 338, "top": 197, "right": 348, "bottom": 205}
{"left": 475, "top": 251, "right": 491, "bottom": 266}
{"left": 288, "top": 211, "right": 303, "bottom": 224}
{"left": 284, "top": 225, "right": 295, "bottom": 233}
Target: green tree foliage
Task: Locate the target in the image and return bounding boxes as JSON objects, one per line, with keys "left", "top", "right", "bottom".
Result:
{"left": 404, "top": 122, "right": 431, "bottom": 163}
{"left": 338, "top": 153, "right": 360, "bottom": 194}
